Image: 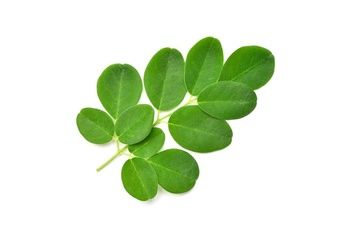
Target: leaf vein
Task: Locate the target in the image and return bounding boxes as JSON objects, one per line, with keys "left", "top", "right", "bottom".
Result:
{"left": 169, "top": 122, "right": 226, "bottom": 138}
{"left": 231, "top": 54, "right": 273, "bottom": 80}
{"left": 130, "top": 160, "right": 150, "bottom": 199}
{"left": 148, "top": 161, "right": 195, "bottom": 182}
{"left": 81, "top": 113, "right": 112, "bottom": 137}
{"left": 115, "top": 67, "right": 124, "bottom": 117}
{"left": 190, "top": 39, "right": 214, "bottom": 94}
{"left": 157, "top": 51, "right": 171, "bottom": 109}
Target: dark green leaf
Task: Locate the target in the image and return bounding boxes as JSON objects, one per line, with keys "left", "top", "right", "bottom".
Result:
{"left": 198, "top": 81, "right": 257, "bottom": 120}
{"left": 115, "top": 104, "right": 154, "bottom": 145}
{"left": 148, "top": 149, "right": 199, "bottom": 193}
{"left": 168, "top": 106, "right": 232, "bottom": 152}
{"left": 76, "top": 108, "right": 114, "bottom": 144}
{"left": 121, "top": 158, "right": 158, "bottom": 201}
{"left": 128, "top": 128, "right": 165, "bottom": 158}
{"left": 220, "top": 46, "right": 275, "bottom": 90}
{"left": 185, "top": 37, "right": 223, "bottom": 96}
{"left": 97, "top": 64, "right": 142, "bottom": 119}
{"left": 145, "top": 48, "right": 186, "bottom": 110}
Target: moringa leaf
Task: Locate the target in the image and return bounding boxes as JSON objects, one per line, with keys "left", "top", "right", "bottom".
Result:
{"left": 198, "top": 81, "right": 257, "bottom": 120}
{"left": 121, "top": 158, "right": 158, "bottom": 201}
{"left": 76, "top": 108, "right": 114, "bottom": 144}
{"left": 220, "top": 46, "right": 275, "bottom": 90}
{"left": 128, "top": 128, "right": 165, "bottom": 158}
{"left": 145, "top": 48, "right": 186, "bottom": 110}
{"left": 97, "top": 64, "right": 142, "bottom": 119}
{"left": 185, "top": 37, "right": 223, "bottom": 96}
{"left": 115, "top": 104, "right": 154, "bottom": 145}
{"left": 76, "top": 38, "right": 277, "bottom": 201}
{"left": 148, "top": 149, "right": 199, "bottom": 193}
{"left": 168, "top": 105, "right": 232, "bottom": 152}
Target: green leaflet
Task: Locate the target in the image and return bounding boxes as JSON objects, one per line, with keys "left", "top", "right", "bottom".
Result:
{"left": 145, "top": 48, "right": 186, "bottom": 110}
{"left": 220, "top": 46, "right": 275, "bottom": 90}
{"left": 168, "top": 106, "right": 232, "bottom": 152}
{"left": 121, "top": 158, "right": 158, "bottom": 201}
{"left": 97, "top": 64, "right": 142, "bottom": 119}
{"left": 185, "top": 37, "right": 224, "bottom": 96}
{"left": 198, "top": 81, "right": 257, "bottom": 120}
{"left": 128, "top": 128, "right": 165, "bottom": 158}
{"left": 76, "top": 108, "right": 114, "bottom": 144}
{"left": 115, "top": 104, "right": 154, "bottom": 145}
{"left": 148, "top": 149, "right": 199, "bottom": 193}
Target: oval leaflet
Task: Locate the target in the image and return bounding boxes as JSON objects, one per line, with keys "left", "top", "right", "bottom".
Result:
{"left": 121, "top": 158, "right": 158, "bottom": 201}
{"left": 198, "top": 81, "right": 257, "bottom": 120}
{"left": 220, "top": 46, "right": 275, "bottom": 90}
{"left": 145, "top": 48, "right": 186, "bottom": 111}
{"left": 168, "top": 105, "right": 233, "bottom": 152}
{"left": 185, "top": 37, "right": 224, "bottom": 96}
{"left": 76, "top": 108, "right": 114, "bottom": 144}
{"left": 148, "top": 149, "right": 199, "bottom": 193}
{"left": 128, "top": 128, "right": 165, "bottom": 158}
{"left": 115, "top": 104, "right": 154, "bottom": 145}
{"left": 97, "top": 64, "right": 142, "bottom": 118}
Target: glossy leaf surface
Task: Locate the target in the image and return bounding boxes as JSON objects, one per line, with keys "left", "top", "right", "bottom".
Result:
{"left": 145, "top": 48, "right": 186, "bottom": 110}
{"left": 185, "top": 37, "right": 223, "bottom": 96}
{"left": 220, "top": 46, "right": 275, "bottom": 89}
{"left": 115, "top": 104, "right": 154, "bottom": 145}
{"left": 121, "top": 158, "right": 158, "bottom": 201}
{"left": 198, "top": 81, "right": 257, "bottom": 120}
{"left": 128, "top": 128, "right": 165, "bottom": 158}
{"left": 168, "top": 106, "right": 232, "bottom": 152}
{"left": 97, "top": 64, "right": 142, "bottom": 118}
{"left": 76, "top": 108, "right": 114, "bottom": 144}
{"left": 148, "top": 149, "right": 199, "bottom": 193}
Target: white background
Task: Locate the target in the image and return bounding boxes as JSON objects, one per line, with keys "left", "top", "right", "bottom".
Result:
{"left": 1, "top": 0, "right": 337, "bottom": 224}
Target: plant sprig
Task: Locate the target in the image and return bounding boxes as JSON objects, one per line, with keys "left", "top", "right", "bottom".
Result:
{"left": 76, "top": 36, "right": 275, "bottom": 201}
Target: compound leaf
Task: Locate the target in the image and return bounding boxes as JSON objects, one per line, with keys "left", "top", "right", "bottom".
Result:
{"left": 145, "top": 48, "right": 186, "bottom": 110}
{"left": 185, "top": 37, "right": 223, "bottom": 96}
{"left": 128, "top": 128, "right": 165, "bottom": 159}
{"left": 198, "top": 81, "right": 257, "bottom": 120}
{"left": 121, "top": 158, "right": 158, "bottom": 201}
{"left": 97, "top": 64, "right": 142, "bottom": 119}
{"left": 115, "top": 104, "right": 154, "bottom": 145}
{"left": 76, "top": 108, "right": 114, "bottom": 144}
{"left": 148, "top": 149, "right": 199, "bottom": 193}
{"left": 168, "top": 105, "right": 232, "bottom": 152}
{"left": 220, "top": 46, "right": 275, "bottom": 89}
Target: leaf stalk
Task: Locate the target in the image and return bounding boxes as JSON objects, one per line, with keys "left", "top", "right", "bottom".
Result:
{"left": 96, "top": 145, "right": 128, "bottom": 172}
{"left": 153, "top": 95, "right": 197, "bottom": 125}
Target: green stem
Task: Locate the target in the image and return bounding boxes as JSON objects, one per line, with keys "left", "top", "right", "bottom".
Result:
{"left": 154, "top": 113, "right": 171, "bottom": 125}
{"left": 153, "top": 95, "right": 197, "bottom": 126}
{"left": 116, "top": 140, "right": 120, "bottom": 151}
{"left": 96, "top": 145, "right": 128, "bottom": 172}
{"left": 156, "top": 110, "right": 161, "bottom": 121}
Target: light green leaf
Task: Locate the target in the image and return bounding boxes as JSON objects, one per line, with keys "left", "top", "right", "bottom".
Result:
{"left": 220, "top": 46, "right": 275, "bottom": 90}
{"left": 185, "top": 37, "right": 223, "bottom": 96}
{"left": 115, "top": 104, "right": 154, "bottom": 145}
{"left": 76, "top": 108, "right": 114, "bottom": 144}
{"left": 121, "top": 158, "right": 158, "bottom": 201}
{"left": 145, "top": 48, "right": 186, "bottom": 110}
{"left": 148, "top": 149, "right": 199, "bottom": 193}
{"left": 97, "top": 64, "right": 142, "bottom": 119}
{"left": 168, "top": 106, "right": 232, "bottom": 152}
{"left": 128, "top": 128, "right": 165, "bottom": 158}
{"left": 198, "top": 81, "right": 257, "bottom": 120}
